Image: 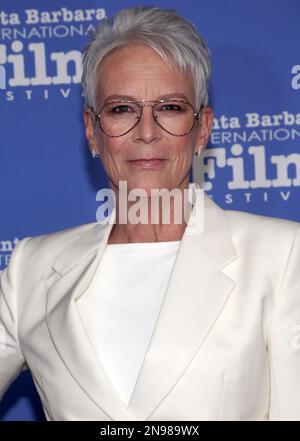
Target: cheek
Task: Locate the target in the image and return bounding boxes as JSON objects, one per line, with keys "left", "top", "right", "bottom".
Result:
{"left": 172, "top": 137, "right": 194, "bottom": 159}
{"left": 95, "top": 133, "right": 124, "bottom": 159}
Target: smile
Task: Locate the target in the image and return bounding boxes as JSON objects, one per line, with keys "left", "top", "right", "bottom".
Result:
{"left": 127, "top": 159, "right": 167, "bottom": 168}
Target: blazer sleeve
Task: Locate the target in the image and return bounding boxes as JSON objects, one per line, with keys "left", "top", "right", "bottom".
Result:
{"left": 0, "top": 237, "right": 31, "bottom": 401}
{"left": 268, "top": 224, "right": 300, "bottom": 420}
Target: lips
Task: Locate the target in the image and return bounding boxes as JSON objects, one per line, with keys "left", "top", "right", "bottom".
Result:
{"left": 128, "top": 158, "right": 166, "bottom": 168}
{"left": 128, "top": 158, "right": 165, "bottom": 161}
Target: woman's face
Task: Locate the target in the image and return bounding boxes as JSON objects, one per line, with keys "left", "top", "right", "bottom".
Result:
{"left": 84, "top": 43, "right": 213, "bottom": 195}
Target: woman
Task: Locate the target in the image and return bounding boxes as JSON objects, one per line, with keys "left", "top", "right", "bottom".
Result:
{"left": 1, "top": 6, "right": 300, "bottom": 421}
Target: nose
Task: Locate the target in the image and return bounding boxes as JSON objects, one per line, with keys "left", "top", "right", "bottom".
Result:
{"left": 133, "top": 104, "right": 161, "bottom": 143}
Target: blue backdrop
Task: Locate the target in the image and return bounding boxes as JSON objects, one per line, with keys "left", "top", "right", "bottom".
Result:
{"left": 0, "top": 0, "right": 299, "bottom": 420}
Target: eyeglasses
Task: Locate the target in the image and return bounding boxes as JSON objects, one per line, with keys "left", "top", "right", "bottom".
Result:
{"left": 90, "top": 99, "right": 203, "bottom": 137}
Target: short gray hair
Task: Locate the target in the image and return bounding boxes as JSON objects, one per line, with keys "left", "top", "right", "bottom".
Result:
{"left": 81, "top": 6, "right": 211, "bottom": 111}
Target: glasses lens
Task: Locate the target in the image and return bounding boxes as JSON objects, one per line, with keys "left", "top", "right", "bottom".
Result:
{"left": 154, "top": 101, "right": 195, "bottom": 135}
{"left": 100, "top": 102, "right": 140, "bottom": 136}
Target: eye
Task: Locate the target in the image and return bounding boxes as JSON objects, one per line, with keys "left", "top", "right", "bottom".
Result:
{"left": 111, "top": 104, "right": 133, "bottom": 113}
{"left": 102, "top": 102, "right": 138, "bottom": 115}
{"left": 157, "top": 102, "right": 187, "bottom": 112}
{"left": 161, "top": 104, "right": 182, "bottom": 111}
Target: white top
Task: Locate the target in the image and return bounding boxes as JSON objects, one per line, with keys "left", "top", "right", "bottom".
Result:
{"left": 76, "top": 240, "right": 181, "bottom": 408}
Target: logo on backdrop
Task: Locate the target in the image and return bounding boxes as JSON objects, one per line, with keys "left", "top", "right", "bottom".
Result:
{"left": 0, "top": 63, "right": 5, "bottom": 89}
{"left": 0, "top": 238, "right": 19, "bottom": 269}
{"left": 0, "top": 6, "right": 107, "bottom": 102}
{"left": 193, "top": 110, "right": 300, "bottom": 205}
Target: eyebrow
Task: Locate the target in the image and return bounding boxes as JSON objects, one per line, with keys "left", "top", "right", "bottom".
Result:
{"left": 103, "top": 93, "right": 190, "bottom": 103}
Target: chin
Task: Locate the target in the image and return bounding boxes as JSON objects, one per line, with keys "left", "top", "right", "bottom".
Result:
{"left": 125, "top": 180, "right": 173, "bottom": 196}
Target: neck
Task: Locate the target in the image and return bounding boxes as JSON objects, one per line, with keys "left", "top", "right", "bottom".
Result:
{"left": 107, "top": 184, "right": 194, "bottom": 244}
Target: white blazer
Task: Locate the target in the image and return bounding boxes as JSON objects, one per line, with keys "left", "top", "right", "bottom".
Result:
{"left": 1, "top": 187, "right": 300, "bottom": 421}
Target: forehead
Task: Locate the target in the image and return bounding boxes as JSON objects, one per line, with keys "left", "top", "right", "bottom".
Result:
{"left": 95, "top": 43, "right": 195, "bottom": 105}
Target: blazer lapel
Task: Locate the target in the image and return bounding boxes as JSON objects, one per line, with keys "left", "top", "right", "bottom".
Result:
{"left": 126, "top": 190, "right": 238, "bottom": 420}
{"left": 46, "top": 185, "right": 238, "bottom": 421}
{"left": 46, "top": 212, "right": 133, "bottom": 419}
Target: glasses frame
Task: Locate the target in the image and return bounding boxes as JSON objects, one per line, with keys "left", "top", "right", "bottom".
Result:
{"left": 90, "top": 99, "right": 203, "bottom": 137}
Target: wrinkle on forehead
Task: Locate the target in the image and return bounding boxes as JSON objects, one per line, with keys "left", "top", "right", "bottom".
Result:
{"left": 95, "top": 43, "right": 195, "bottom": 109}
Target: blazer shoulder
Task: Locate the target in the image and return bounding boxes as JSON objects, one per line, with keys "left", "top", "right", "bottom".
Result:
{"left": 222, "top": 205, "right": 300, "bottom": 257}
{"left": 16, "top": 221, "right": 100, "bottom": 269}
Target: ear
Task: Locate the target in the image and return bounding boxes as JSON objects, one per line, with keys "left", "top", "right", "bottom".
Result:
{"left": 194, "top": 106, "right": 214, "bottom": 154}
{"left": 83, "top": 109, "right": 99, "bottom": 155}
